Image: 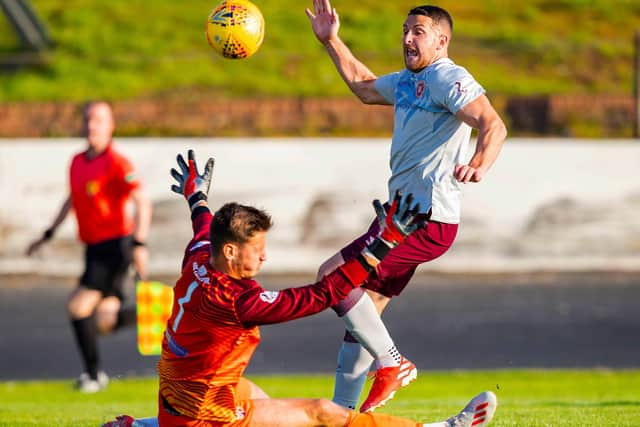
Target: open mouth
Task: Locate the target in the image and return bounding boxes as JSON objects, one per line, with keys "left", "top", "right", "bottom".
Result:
{"left": 404, "top": 47, "right": 418, "bottom": 59}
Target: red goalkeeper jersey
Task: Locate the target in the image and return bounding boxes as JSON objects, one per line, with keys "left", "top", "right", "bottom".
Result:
{"left": 158, "top": 208, "right": 363, "bottom": 422}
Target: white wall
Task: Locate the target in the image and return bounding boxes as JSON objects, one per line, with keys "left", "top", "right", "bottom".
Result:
{"left": 1, "top": 138, "right": 639, "bottom": 276}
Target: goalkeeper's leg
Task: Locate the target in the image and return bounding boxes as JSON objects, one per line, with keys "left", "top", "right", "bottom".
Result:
{"left": 251, "top": 394, "right": 497, "bottom": 426}
{"left": 251, "top": 398, "right": 422, "bottom": 426}
{"left": 104, "top": 389, "right": 497, "bottom": 426}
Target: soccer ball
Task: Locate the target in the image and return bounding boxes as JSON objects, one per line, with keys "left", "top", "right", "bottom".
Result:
{"left": 206, "top": 0, "right": 265, "bottom": 59}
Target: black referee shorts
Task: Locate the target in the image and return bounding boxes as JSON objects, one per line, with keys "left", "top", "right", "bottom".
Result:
{"left": 79, "top": 235, "right": 133, "bottom": 301}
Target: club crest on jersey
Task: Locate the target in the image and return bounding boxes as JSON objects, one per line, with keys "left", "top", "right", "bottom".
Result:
{"left": 415, "top": 80, "right": 426, "bottom": 98}
{"left": 192, "top": 262, "right": 210, "bottom": 284}
{"left": 85, "top": 180, "right": 99, "bottom": 196}
{"left": 259, "top": 290, "right": 280, "bottom": 303}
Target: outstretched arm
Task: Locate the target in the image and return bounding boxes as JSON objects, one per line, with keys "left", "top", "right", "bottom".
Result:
{"left": 170, "top": 150, "right": 215, "bottom": 267}
{"left": 454, "top": 95, "right": 507, "bottom": 183}
{"left": 236, "top": 191, "right": 423, "bottom": 326}
{"left": 306, "top": 0, "right": 389, "bottom": 105}
{"left": 26, "top": 195, "right": 72, "bottom": 256}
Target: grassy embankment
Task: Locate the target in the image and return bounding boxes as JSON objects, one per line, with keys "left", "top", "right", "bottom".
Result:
{"left": 0, "top": 1, "right": 637, "bottom": 102}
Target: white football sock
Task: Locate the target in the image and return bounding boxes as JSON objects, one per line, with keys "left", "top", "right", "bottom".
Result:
{"left": 341, "top": 292, "right": 401, "bottom": 368}
{"left": 332, "top": 341, "right": 374, "bottom": 409}
{"left": 422, "top": 422, "right": 447, "bottom": 427}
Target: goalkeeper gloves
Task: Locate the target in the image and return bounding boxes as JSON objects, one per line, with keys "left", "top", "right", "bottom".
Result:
{"left": 341, "top": 190, "right": 423, "bottom": 285}
{"left": 170, "top": 150, "right": 215, "bottom": 211}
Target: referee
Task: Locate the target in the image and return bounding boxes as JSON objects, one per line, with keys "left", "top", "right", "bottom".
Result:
{"left": 26, "top": 101, "right": 152, "bottom": 392}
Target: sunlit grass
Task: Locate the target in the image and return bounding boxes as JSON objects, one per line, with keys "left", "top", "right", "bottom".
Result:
{"left": 1, "top": 370, "right": 639, "bottom": 426}
{"left": 0, "top": 0, "right": 637, "bottom": 101}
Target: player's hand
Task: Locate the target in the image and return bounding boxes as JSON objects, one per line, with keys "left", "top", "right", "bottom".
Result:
{"left": 132, "top": 246, "right": 148, "bottom": 281}
{"left": 374, "top": 190, "right": 422, "bottom": 247}
{"left": 363, "top": 190, "right": 422, "bottom": 267}
{"left": 170, "top": 149, "right": 215, "bottom": 210}
{"left": 454, "top": 163, "right": 484, "bottom": 183}
{"left": 305, "top": 0, "right": 340, "bottom": 45}
{"left": 25, "top": 228, "right": 54, "bottom": 257}
{"left": 339, "top": 191, "right": 422, "bottom": 285}
{"left": 26, "top": 238, "right": 45, "bottom": 257}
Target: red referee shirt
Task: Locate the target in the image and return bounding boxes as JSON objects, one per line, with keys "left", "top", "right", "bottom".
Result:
{"left": 69, "top": 144, "right": 141, "bottom": 244}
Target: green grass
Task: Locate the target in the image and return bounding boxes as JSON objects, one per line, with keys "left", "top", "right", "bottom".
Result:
{"left": 2, "top": 370, "right": 640, "bottom": 426}
{"left": 0, "top": 0, "right": 638, "bottom": 101}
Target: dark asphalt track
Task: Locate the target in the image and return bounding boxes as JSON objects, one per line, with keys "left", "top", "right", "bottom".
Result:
{"left": 1, "top": 271, "right": 639, "bottom": 381}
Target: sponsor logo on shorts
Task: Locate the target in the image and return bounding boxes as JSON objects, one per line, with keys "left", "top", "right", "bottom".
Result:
{"left": 259, "top": 290, "right": 280, "bottom": 303}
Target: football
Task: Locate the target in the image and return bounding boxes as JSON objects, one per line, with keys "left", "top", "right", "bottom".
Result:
{"left": 205, "top": 0, "right": 265, "bottom": 59}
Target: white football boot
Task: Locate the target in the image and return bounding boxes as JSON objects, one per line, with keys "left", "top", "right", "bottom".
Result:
{"left": 423, "top": 391, "right": 497, "bottom": 427}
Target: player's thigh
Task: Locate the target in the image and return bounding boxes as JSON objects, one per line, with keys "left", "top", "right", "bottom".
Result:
{"left": 318, "top": 217, "right": 379, "bottom": 282}
{"left": 237, "top": 377, "right": 269, "bottom": 399}
{"left": 67, "top": 286, "right": 103, "bottom": 318}
{"left": 381, "top": 220, "right": 458, "bottom": 269}
{"left": 251, "top": 398, "right": 349, "bottom": 427}
{"left": 368, "top": 221, "right": 459, "bottom": 297}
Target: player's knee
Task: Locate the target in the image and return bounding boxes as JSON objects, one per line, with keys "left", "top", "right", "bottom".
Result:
{"left": 365, "top": 290, "right": 390, "bottom": 314}
{"left": 95, "top": 311, "right": 117, "bottom": 334}
{"left": 307, "top": 398, "right": 348, "bottom": 426}
{"left": 316, "top": 252, "right": 344, "bottom": 281}
{"left": 67, "top": 297, "right": 93, "bottom": 319}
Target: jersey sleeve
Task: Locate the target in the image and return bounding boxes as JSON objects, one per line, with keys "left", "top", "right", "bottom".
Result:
{"left": 430, "top": 65, "right": 485, "bottom": 113}
{"left": 111, "top": 152, "right": 142, "bottom": 194}
{"left": 374, "top": 72, "right": 401, "bottom": 104}
{"left": 234, "top": 265, "right": 361, "bottom": 326}
{"left": 181, "top": 207, "right": 213, "bottom": 269}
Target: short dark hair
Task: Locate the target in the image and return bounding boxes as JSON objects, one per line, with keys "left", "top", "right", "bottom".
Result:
{"left": 408, "top": 5, "right": 453, "bottom": 32}
{"left": 210, "top": 202, "right": 273, "bottom": 255}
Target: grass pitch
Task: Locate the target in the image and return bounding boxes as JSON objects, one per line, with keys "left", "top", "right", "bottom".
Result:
{"left": 1, "top": 370, "right": 639, "bottom": 426}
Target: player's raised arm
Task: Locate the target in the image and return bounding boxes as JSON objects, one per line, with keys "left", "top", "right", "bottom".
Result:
{"left": 306, "top": 0, "right": 389, "bottom": 105}
{"left": 170, "top": 150, "right": 216, "bottom": 267}
{"left": 236, "top": 191, "right": 423, "bottom": 326}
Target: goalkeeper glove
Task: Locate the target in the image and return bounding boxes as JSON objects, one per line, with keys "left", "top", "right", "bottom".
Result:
{"left": 341, "top": 190, "right": 423, "bottom": 284}
{"left": 170, "top": 149, "right": 215, "bottom": 211}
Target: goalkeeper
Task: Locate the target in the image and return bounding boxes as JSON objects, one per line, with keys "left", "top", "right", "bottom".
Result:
{"left": 104, "top": 150, "right": 496, "bottom": 427}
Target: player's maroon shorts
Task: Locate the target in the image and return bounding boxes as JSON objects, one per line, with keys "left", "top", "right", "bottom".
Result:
{"left": 340, "top": 214, "right": 458, "bottom": 298}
